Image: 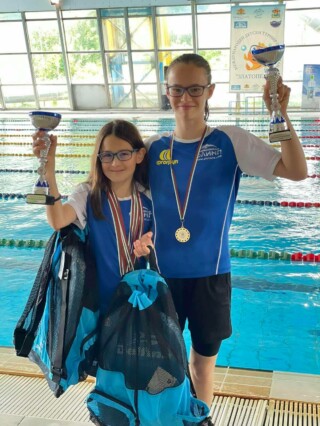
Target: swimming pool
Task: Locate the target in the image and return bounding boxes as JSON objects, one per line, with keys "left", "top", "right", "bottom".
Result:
{"left": 0, "top": 115, "right": 319, "bottom": 375}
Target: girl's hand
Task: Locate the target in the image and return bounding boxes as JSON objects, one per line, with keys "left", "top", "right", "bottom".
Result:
{"left": 32, "top": 131, "right": 57, "bottom": 174}
{"left": 32, "top": 130, "right": 57, "bottom": 159}
{"left": 133, "top": 232, "right": 153, "bottom": 257}
{"left": 263, "top": 77, "right": 291, "bottom": 116}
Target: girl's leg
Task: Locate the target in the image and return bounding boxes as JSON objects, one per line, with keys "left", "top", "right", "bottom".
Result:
{"left": 189, "top": 347, "right": 217, "bottom": 407}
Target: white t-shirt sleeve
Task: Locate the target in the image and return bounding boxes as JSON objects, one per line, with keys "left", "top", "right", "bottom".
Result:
{"left": 218, "top": 125, "right": 282, "bottom": 181}
{"left": 65, "top": 182, "right": 90, "bottom": 230}
{"left": 144, "top": 132, "right": 171, "bottom": 151}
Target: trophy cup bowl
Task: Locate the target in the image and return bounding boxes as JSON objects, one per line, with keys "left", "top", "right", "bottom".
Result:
{"left": 251, "top": 44, "right": 291, "bottom": 143}
{"left": 26, "top": 111, "right": 62, "bottom": 205}
{"left": 29, "top": 111, "right": 61, "bottom": 132}
{"left": 251, "top": 44, "right": 284, "bottom": 67}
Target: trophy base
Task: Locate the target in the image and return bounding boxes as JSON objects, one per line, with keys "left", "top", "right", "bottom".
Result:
{"left": 26, "top": 193, "right": 56, "bottom": 205}
{"left": 269, "top": 129, "right": 292, "bottom": 143}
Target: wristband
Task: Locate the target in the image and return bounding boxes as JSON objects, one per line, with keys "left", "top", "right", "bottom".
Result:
{"left": 26, "top": 193, "right": 61, "bottom": 205}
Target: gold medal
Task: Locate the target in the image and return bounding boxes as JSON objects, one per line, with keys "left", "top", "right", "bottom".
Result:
{"left": 170, "top": 126, "right": 208, "bottom": 245}
{"left": 175, "top": 227, "right": 190, "bottom": 243}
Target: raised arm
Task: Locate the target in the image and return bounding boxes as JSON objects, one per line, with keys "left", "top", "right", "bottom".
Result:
{"left": 32, "top": 130, "right": 77, "bottom": 230}
{"left": 263, "top": 79, "right": 308, "bottom": 181}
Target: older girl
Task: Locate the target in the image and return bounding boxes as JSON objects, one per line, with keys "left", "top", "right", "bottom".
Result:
{"left": 134, "top": 53, "right": 307, "bottom": 425}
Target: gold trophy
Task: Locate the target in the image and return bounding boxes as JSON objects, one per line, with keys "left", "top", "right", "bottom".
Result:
{"left": 251, "top": 44, "right": 291, "bottom": 143}
{"left": 26, "top": 111, "right": 61, "bottom": 205}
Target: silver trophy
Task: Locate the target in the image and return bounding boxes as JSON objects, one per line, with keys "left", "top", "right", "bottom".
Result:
{"left": 26, "top": 111, "right": 62, "bottom": 205}
{"left": 251, "top": 44, "right": 291, "bottom": 143}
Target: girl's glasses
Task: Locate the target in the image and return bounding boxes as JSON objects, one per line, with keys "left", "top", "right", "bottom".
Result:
{"left": 98, "top": 149, "right": 138, "bottom": 163}
{"left": 166, "top": 84, "right": 211, "bottom": 97}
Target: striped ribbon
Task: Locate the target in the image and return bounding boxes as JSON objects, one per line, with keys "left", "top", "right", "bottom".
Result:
{"left": 107, "top": 185, "right": 144, "bottom": 276}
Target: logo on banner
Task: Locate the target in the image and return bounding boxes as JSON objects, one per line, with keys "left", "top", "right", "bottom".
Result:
{"left": 270, "top": 8, "right": 282, "bottom": 27}
{"left": 254, "top": 8, "right": 265, "bottom": 18}
{"left": 244, "top": 43, "right": 265, "bottom": 71}
{"left": 230, "top": 4, "right": 285, "bottom": 92}
{"left": 236, "top": 8, "right": 246, "bottom": 15}
{"left": 231, "top": 32, "right": 278, "bottom": 74}
{"left": 272, "top": 8, "right": 281, "bottom": 18}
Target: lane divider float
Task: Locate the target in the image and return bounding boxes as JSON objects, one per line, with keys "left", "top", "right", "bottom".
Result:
{"left": 1, "top": 238, "right": 319, "bottom": 263}
{"left": 1, "top": 193, "right": 319, "bottom": 207}
{"left": 230, "top": 249, "right": 320, "bottom": 262}
{"left": 1, "top": 169, "right": 320, "bottom": 178}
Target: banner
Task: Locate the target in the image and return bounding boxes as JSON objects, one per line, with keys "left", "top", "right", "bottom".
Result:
{"left": 230, "top": 4, "right": 285, "bottom": 93}
{"left": 301, "top": 64, "right": 320, "bottom": 109}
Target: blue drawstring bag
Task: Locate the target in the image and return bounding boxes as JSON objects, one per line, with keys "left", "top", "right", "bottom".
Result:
{"left": 14, "top": 224, "right": 100, "bottom": 397}
{"left": 87, "top": 249, "right": 209, "bottom": 425}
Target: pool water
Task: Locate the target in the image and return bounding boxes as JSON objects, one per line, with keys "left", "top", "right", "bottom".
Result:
{"left": 0, "top": 115, "right": 319, "bottom": 375}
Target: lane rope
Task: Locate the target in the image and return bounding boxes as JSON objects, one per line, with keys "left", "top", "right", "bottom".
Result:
{"left": 7, "top": 152, "right": 320, "bottom": 160}
{"left": 0, "top": 237, "right": 318, "bottom": 262}
{"left": 1, "top": 169, "right": 320, "bottom": 178}
{"left": 1, "top": 194, "right": 319, "bottom": 208}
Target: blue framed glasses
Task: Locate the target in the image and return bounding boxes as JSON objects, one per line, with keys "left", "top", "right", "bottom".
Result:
{"left": 98, "top": 149, "right": 138, "bottom": 163}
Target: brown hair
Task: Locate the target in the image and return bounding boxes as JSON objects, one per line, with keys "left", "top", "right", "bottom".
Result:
{"left": 86, "top": 120, "right": 148, "bottom": 219}
{"left": 166, "top": 53, "right": 212, "bottom": 121}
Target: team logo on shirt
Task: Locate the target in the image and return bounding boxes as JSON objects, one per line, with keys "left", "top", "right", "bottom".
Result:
{"left": 156, "top": 149, "right": 178, "bottom": 165}
{"left": 198, "top": 144, "right": 222, "bottom": 161}
{"left": 143, "top": 206, "right": 152, "bottom": 221}
{"left": 156, "top": 145, "right": 221, "bottom": 165}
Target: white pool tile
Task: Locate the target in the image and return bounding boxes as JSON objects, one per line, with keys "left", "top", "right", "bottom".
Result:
{"left": 270, "top": 371, "right": 320, "bottom": 403}
{"left": 0, "top": 414, "right": 24, "bottom": 426}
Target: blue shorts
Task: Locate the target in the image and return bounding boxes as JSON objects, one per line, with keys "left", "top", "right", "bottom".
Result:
{"left": 166, "top": 273, "right": 232, "bottom": 357}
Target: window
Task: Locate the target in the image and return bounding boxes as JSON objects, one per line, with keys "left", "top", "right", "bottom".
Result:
{"left": 63, "top": 19, "right": 100, "bottom": 51}
{"left": 32, "top": 53, "right": 66, "bottom": 84}
{"left": 285, "top": 10, "right": 320, "bottom": 45}
{"left": 129, "top": 17, "right": 154, "bottom": 50}
{"left": 68, "top": 53, "right": 103, "bottom": 83}
{"left": 0, "top": 22, "right": 26, "bottom": 53}
{"left": 132, "top": 52, "right": 156, "bottom": 83}
{"left": 198, "top": 14, "right": 230, "bottom": 49}
{"left": 0, "top": 3, "right": 318, "bottom": 111}
{"left": 0, "top": 55, "right": 32, "bottom": 84}
{"left": 27, "top": 21, "right": 61, "bottom": 52}
{"left": 102, "top": 17, "right": 127, "bottom": 50}
{"left": 156, "top": 15, "right": 192, "bottom": 50}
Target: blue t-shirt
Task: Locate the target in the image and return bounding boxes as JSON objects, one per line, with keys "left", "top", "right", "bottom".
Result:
{"left": 146, "top": 126, "right": 280, "bottom": 278}
{"left": 87, "top": 191, "right": 153, "bottom": 313}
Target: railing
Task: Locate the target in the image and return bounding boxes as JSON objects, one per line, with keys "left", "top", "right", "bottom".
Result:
{"left": 228, "top": 96, "right": 266, "bottom": 115}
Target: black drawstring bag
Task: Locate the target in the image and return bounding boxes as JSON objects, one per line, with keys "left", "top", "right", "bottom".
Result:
{"left": 87, "top": 248, "right": 209, "bottom": 425}
{"left": 14, "top": 224, "right": 100, "bottom": 397}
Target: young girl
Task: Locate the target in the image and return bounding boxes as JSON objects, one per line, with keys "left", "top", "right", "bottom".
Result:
{"left": 134, "top": 53, "right": 307, "bottom": 424}
{"left": 32, "top": 119, "right": 152, "bottom": 314}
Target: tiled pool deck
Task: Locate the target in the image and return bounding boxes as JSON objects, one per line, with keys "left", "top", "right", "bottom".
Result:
{"left": 1, "top": 346, "right": 319, "bottom": 403}
{"left": 0, "top": 346, "right": 319, "bottom": 425}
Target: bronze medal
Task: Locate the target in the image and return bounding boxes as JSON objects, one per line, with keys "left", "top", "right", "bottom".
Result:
{"left": 107, "top": 186, "right": 143, "bottom": 275}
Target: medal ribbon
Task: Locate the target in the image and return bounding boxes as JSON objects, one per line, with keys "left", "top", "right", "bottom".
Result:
{"left": 108, "top": 185, "right": 144, "bottom": 276}
{"left": 169, "top": 126, "right": 208, "bottom": 228}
